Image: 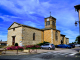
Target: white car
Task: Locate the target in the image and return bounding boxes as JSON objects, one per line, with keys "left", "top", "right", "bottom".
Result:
{"left": 75, "top": 44, "right": 80, "bottom": 47}
{"left": 41, "top": 43, "right": 55, "bottom": 50}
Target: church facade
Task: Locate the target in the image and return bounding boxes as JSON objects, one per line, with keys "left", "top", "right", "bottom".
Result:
{"left": 7, "top": 16, "right": 69, "bottom": 46}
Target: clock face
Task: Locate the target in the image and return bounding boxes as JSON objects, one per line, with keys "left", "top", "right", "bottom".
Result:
{"left": 47, "top": 18, "right": 49, "bottom": 21}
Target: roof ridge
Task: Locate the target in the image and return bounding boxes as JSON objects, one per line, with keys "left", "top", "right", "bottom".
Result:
{"left": 13, "top": 22, "right": 43, "bottom": 31}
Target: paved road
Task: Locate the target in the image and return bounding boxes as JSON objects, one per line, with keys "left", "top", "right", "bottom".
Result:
{"left": 0, "top": 47, "right": 80, "bottom": 60}
{"left": 0, "top": 51, "right": 80, "bottom": 60}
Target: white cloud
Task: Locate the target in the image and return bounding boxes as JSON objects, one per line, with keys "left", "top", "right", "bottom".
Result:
{"left": 0, "top": 35, "right": 7, "bottom": 41}
{"left": 63, "top": 29, "right": 78, "bottom": 43}
{"left": 24, "top": 21, "right": 37, "bottom": 27}
{"left": 0, "top": 15, "right": 21, "bottom": 21}
{"left": 0, "top": 0, "right": 80, "bottom": 42}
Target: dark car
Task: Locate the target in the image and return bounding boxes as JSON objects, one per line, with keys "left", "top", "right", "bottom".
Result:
{"left": 41, "top": 43, "right": 55, "bottom": 50}
{"left": 68, "top": 44, "right": 75, "bottom": 48}
{"left": 57, "top": 44, "right": 72, "bottom": 48}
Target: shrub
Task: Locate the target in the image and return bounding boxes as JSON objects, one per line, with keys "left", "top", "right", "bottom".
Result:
{"left": 15, "top": 43, "right": 18, "bottom": 46}
{"left": 26, "top": 45, "right": 40, "bottom": 49}
{"left": 37, "top": 41, "right": 50, "bottom": 46}
{"left": 55, "top": 45, "right": 58, "bottom": 48}
{"left": 7, "top": 46, "right": 24, "bottom": 50}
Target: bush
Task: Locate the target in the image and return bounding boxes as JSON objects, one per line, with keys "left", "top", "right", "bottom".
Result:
{"left": 15, "top": 43, "right": 18, "bottom": 46}
{"left": 7, "top": 46, "right": 24, "bottom": 50}
{"left": 55, "top": 45, "right": 58, "bottom": 48}
{"left": 37, "top": 41, "right": 50, "bottom": 46}
{"left": 26, "top": 45, "right": 40, "bottom": 49}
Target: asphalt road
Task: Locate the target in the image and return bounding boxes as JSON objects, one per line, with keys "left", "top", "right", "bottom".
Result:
{"left": 0, "top": 47, "right": 80, "bottom": 60}
{"left": 0, "top": 52, "right": 80, "bottom": 60}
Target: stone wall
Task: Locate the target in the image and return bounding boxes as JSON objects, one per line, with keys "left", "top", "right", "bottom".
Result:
{"left": 22, "top": 27, "right": 43, "bottom": 46}
{"left": 53, "top": 30, "right": 60, "bottom": 45}
{"left": 44, "top": 30, "right": 52, "bottom": 43}
{"left": 7, "top": 27, "right": 22, "bottom": 46}
{"left": 44, "top": 29, "right": 61, "bottom": 45}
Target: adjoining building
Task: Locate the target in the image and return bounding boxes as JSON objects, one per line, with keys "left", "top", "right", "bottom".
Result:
{"left": 0, "top": 40, "right": 7, "bottom": 46}
{"left": 7, "top": 15, "right": 69, "bottom": 46}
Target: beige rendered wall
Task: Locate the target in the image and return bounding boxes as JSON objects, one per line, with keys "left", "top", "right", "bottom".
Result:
{"left": 63, "top": 37, "right": 66, "bottom": 44}
{"left": 7, "top": 27, "right": 22, "bottom": 46}
{"left": 60, "top": 35, "right": 66, "bottom": 44}
{"left": 53, "top": 30, "right": 60, "bottom": 45}
{"left": 44, "top": 29, "right": 60, "bottom": 45}
{"left": 44, "top": 30, "right": 52, "bottom": 43}
{"left": 66, "top": 38, "right": 69, "bottom": 44}
{"left": 22, "top": 27, "right": 42, "bottom": 46}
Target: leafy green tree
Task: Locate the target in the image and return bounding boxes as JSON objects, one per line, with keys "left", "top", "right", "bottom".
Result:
{"left": 75, "top": 35, "right": 80, "bottom": 44}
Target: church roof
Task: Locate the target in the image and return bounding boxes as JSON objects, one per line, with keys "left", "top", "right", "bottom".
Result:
{"left": 42, "top": 28, "right": 60, "bottom": 32}
{"left": 8, "top": 22, "right": 60, "bottom": 31}
{"left": 74, "top": 4, "right": 80, "bottom": 11}
{"left": 60, "top": 34, "right": 66, "bottom": 36}
{"left": 8, "top": 22, "right": 44, "bottom": 31}
{"left": 44, "top": 16, "right": 56, "bottom": 20}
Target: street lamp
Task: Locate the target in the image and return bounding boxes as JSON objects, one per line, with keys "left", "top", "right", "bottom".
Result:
{"left": 75, "top": 21, "right": 80, "bottom": 35}
{"left": 74, "top": 5, "right": 80, "bottom": 35}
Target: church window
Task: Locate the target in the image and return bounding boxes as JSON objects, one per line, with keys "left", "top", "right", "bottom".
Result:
{"left": 33, "top": 33, "right": 35, "bottom": 40}
{"left": 13, "top": 28, "right": 15, "bottom": 31}
{"left": 46, "top": 21, "right": 50, "bottom": 26}
{"left": 55, "top": 31, "right": 58, "bottom": 40}
{"left": 52, "top": 21, "right": 55, "bottom": 26}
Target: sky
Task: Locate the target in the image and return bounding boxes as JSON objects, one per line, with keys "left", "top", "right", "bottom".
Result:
{"left": 0, "top": 0, "right": 80, "bottom": 43}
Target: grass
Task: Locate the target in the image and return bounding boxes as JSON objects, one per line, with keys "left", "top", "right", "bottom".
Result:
{"left": 0, "top": 47, "right": 2, "bottom": 48}
{"left": 0, "top": 45, "right": 6, "bottom": 48}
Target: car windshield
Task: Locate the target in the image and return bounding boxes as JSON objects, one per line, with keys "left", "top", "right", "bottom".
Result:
{"left": 43, "top": 44, "right": 49, "bottom": 45}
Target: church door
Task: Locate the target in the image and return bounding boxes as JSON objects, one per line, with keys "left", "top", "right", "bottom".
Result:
{"left": 12, "top": 36, "right": 15, "bottom": 45}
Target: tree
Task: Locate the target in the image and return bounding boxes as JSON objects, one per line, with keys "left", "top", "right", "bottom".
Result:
{"left": 75, "top": 35, "right": 80, "bottom": 44}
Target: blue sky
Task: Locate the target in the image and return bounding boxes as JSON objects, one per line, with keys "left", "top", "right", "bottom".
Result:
{"left": 0, "top": 0, "right": 80, "bottom": 43}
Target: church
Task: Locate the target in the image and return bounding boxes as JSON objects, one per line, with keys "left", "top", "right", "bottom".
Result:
{"left": 7, "top": 15, "right": 69, "bottom": 46}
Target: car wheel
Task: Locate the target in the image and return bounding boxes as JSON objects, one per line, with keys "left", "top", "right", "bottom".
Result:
{"left": 48, "top": 47, "right": 51, "bottom": 50}
{"left": 53, "top": 48, "right": 55, "bottom": 50}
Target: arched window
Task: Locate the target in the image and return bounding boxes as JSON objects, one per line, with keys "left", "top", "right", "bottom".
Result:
{"left": 55, "top": 31, "right": 58, "bottom": 40}
{"left": 46, "top": 21, "right": 50, "bottom": 26}
{"left": 33, "top": 33, "right": 35, "bottom": 40}
{"left": 52, "top": 21, "right": 56, "bottom": 26}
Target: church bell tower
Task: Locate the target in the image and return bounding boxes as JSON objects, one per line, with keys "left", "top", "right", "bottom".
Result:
{"left": 44, "top": 12, "right": 56, "bottom": 29}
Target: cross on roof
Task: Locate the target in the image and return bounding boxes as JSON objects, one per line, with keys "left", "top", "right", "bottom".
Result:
{"left": 50, "top": 12, "right": 51, "bottom": 16}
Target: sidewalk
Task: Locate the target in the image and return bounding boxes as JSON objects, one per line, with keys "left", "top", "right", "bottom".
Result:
{"left": 0, "top": 48, "right": 68, "bottom": 55}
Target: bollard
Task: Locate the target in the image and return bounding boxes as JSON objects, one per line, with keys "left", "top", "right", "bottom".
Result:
{"left": 36, "top": 49, "right": 37, "bottom": 53}
{"left": 5, "top": 48, "right": 6, "bottom": 54}
{"left": 29, "top": 49, "right": 31, "bottom": 54}
{"left": 17, "top": 49, "right": 18, "bottom": 54}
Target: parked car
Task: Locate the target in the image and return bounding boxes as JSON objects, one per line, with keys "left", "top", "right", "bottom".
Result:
{"left": 57, "top": 44, "right": 72, "bottom": 48}
{"left": 41, "top": 43, "right": 55, "bottom": 50}
{"left": 75, "top": 44, "right": 80, "bottom": 47}
{"left": 68, "top": 44, "right": 75, "bottom": 48}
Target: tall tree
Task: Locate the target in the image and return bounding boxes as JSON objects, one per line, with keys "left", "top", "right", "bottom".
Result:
{"left": 75, "top": 35, "right": 80, "bottom": 44}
